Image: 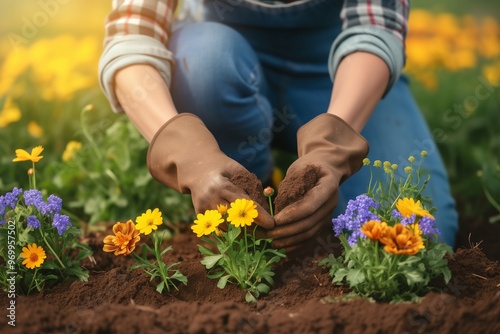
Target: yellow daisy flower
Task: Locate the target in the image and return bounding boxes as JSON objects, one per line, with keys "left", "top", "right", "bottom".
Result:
{"left": 191, "top": 210, "right": 224, "bottom": 237}
{"left": 62, "top": 141, "right": 82, "bottom": 161}
{"left": 227, "top": 198, "right": 258, "bottom": 228}
{"left": 0, "top": 96, "right": 21, "bottom": 128}
{"left": 135, "top": 208, "right": 163, "bottom": 235}
{"left": 396, "top": 198, "right": 435, "bottom": 219}
{"left": 20, "top": 243, "right": 47, "bottom": 269}
{"left": 13, "top": 145, "right": 44, "bottom": 163}
{"left": 27, "top": 121, "right": 44, "bottom": 138}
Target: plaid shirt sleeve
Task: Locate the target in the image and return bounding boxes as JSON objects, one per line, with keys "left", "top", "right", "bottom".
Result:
{"left": 341, "top": 0, "right": 409, "bottom": 44}
{"left": 98, "top": 0, "right": 178, "bottom": 113}
{"left": 104, "top": 0, "right": 177, "bottom": 47}
{"left": 328, "top": 0, "right": 409, "bottom": 96}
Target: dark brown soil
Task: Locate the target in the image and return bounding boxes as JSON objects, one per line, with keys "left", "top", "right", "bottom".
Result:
{"left": 1, "top": 168, "right": 499, "bottom": 333}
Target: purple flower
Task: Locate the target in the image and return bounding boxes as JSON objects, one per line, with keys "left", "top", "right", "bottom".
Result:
{"left": 52, "top": 213, "right": 71, "bottom": 235}
{"left": 418, "top": 216, "right": 441, "bottom": 238}
{"left": 332, "top": 194, "right": 380, "bottom": 245}
{"left": 1, "top": 187, "right": 23, "bottom": 215}
{"left": 46, "top": 194, "right": 63, "bottom": 215}
{"left": 23, "top": 189, "right": 47, "bottom": 213}
{"left": 27, "top": 215, "right": 41, "bottom": 229}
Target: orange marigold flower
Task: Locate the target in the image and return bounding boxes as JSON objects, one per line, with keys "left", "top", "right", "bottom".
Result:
{"left": 379, "top": 223, "right": 425, "bottom": 255}
{"left": 103, "top": 220, "right": 140, "bottom": 256}
{"left": 360, "top": 220, "right": 387, "bottom": 240}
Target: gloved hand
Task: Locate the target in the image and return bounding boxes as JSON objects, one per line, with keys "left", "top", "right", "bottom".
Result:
{"left": 147, "top": 113, "right": 274, "bottom": 229}
{"left": 269, "top": 113, "right": 369, "bottom": 251}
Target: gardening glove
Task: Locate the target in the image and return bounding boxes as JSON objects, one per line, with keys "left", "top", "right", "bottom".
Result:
{"left": 269, "top": 113, "right": 369, "bottom": 251}
{"left": 147, "top": 113, "right": 274, "bottom": 230}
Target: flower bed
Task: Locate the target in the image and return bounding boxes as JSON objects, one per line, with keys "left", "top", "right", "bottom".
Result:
{"left": 1, "top": 159, "right": 499, "bottom": 333}
{"left": 0, "top": 223, "right": 498, "bottom": 333}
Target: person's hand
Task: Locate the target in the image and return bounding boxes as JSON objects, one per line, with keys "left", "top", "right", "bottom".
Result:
{"left": 147, "top": 113, "right": 274, "bottom": 229}
{"left": 268, "top": 113, "right": 369, "bottom": 251}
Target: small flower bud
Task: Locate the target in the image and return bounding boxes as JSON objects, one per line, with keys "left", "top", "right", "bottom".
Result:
{"left": 421, "top": 150, "right": 428, "bottom": 157}
{"left": 362, "top": 158, "right": 371, "bottom": 166}
{"left": 408, "top": 156, "right": 416, "bottom": 163}
{"left": 217, "top": 204, "right": 227, "bottom": 215}
{"left": 27, "top": 168, "right": 34, "bottom": 175}
{"left": 383, "top": 161, "right": 391, "bottom": 168}
{"left": 373, "top": 160, "right": 382, "bottom": 168}
{"left": 263, "top": 186, "right": 275, "bottom": 197}
{"left": 391, "top": 164, "right": 398, "bottom": 170}
{"left": 404, "top": 166, "right": 412, "bottom": 174}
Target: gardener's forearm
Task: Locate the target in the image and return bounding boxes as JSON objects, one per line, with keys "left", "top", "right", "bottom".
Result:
{"left": 114, "top": 64, "right": 178, "bottom": 142}
{"left": 327, "top": 52, "right": 390, "bottom": 132}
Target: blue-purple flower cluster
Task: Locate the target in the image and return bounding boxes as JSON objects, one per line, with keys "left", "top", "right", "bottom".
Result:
{"left": 332, "top": 195, "right": 380, "bottom": 246}
{"left": 0, "top": 187, "right": 23, "bottom": 225}
{"left": 0, "top": 188, "right": 70, "bottom": 235}
{"left": 391, "top": 210, "right": 441, "bottom": 238}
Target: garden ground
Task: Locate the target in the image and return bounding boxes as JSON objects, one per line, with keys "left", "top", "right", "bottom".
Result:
{"left": 1, "top": 212, "right": 499, "bottom": 334}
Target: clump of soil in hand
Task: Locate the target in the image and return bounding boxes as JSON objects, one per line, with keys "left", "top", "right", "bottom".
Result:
{"left": 230, "top": 172, "right": 269, "bottom": 211}
{"left": 274, "top": 164, "right": 320, "bottom": 214}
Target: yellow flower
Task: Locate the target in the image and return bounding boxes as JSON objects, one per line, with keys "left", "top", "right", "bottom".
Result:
{"left": 380, "top": 224, "right": 425, "bottom": 255}
{"left": 272, "top": 166, "right": 284, "bottom": 187}
{"left": 62, "top": 141, "right": 82, "bottom": 161}
{"left": 360, "top": 220, "right": 387, "bottom": 241}
{"left": 191, "top": 210, "right": 224, "bottom": 237}
{"left": 0, "top": 96, "right": 21, "bottom": 128}
{"left": 215, "top": 227, "right": 224, "bottom": 236}
{"left": 103, "top": 220, "right": 141, "bottom": 256}
{"left": 27, "top": 121, "right": 44, "bottom": 138}
{"left": 227, "top": 198, "right": 258, "bottom": 228}
{"left": 13, "top": 145, "right": 44, "bottom": 163}
{"left": 135, "top": 208, "right": 163, "bottom": 235}
{"left": 396, "top": 198, "right": 435, "bottom": 219}
{"left": 217, "top": 204, "right": 228, "bottom": 215}
{"left": 20, "top": 243, "right": 47, "bottom": 269}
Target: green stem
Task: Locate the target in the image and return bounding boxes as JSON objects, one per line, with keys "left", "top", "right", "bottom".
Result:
{"left": 28, "top": 267, "right": 39, "bottom": 294}
{"left": 244, "top": 225, "right": 248, "bottom": 254}
{"left": 39, "top": 226, "right": 65, "bottom": 269}
{"left": 268, "top": 197, "right": 274, "bottom": 216}
{"left": 80, "top": 105, "right": 102, "bottom": 160}
{"left": 31, "top": 161, "right": 36, "bottom": 190}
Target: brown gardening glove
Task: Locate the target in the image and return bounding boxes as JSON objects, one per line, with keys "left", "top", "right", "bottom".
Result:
{"left": 147, "top": 113, "right": 274, "bottom": 229}
{"left": 269, "top": 113, "right": 369, "bottom": 251}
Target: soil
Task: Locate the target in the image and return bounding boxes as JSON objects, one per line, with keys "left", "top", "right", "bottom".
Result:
{"left": 2, "top": 168, "right": 500, "bottom": 334}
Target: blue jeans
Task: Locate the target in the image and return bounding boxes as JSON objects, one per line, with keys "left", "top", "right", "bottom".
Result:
{"left": 168, "top": 0, "right": 458, "bottom": 246}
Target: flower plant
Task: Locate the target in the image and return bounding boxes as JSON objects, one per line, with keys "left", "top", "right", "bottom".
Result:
{"left": 103, "top": 208, "right": 187, "bottom": 294}
{"left": 0, "top": 146, "right": 92, "bottom": 295}
{"left": 320, "top": 151, "right": 453, "bottom": 302}
{"left": 193, "top": 196, "right": 286, "bottom": 303}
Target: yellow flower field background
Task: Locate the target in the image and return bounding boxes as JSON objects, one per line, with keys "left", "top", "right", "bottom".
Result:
{"left": 0, "top": 1, "right": 499, "bottom": 225}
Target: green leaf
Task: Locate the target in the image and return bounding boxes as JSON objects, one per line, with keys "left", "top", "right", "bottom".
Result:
{"left": 346, "top": 268, "right": 365, "bottom": 286}
{"left": 256, "top": 283, "right": 270, "bottom": 295}
{"left": 201, "top": 254, "right": 223, "bottom": 269}
{"left": 156, "top": 281, "right": 165, "bottom": 294}
{"left": 217, "top": 275, "right": 230, "bottom": 289}
{"left": 245, "top": 291, "right": 257, "bottom": 303}
{"left": 405, "top": 270, "right": 425, "bottom": 285}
